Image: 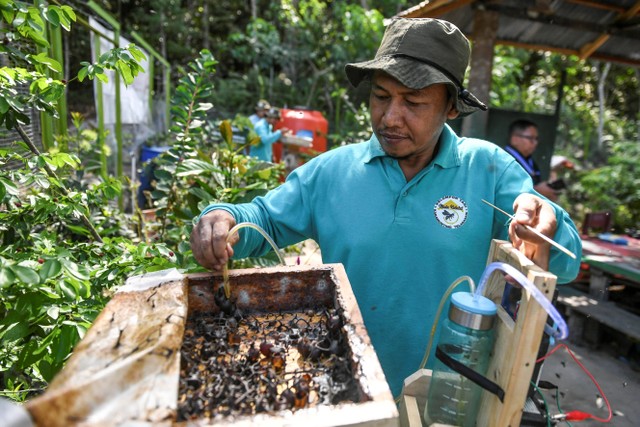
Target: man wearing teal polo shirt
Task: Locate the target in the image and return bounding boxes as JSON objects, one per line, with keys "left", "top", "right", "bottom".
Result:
{"left": 190, "top": 18, "right": 582, "bottom": 397}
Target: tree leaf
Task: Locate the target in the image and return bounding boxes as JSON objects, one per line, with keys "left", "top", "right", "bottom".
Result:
{"left": 46, "top": 7, "right": 60, "bottom": 27}
{"left": 9, "top": 265, "right": 40, "bottom": 285}
{"left": 0, "top": 178, "right": 6, "bottom": 201}
{"left": 2, "top": 322, "right": 30, "bottom": 343}
{"left": 219, "top": 120, "right": 233, "bottom": 144}
{"left": 30, "top": 52, "right": 62, "bottom": 74}
{"left": 77, "top": 66, "right": 88, "bottom": 82}
{"left": 60, "top": 259, "right": 90, "bottom": 281}
{"left": 40, "top": 259, "right": 62, "bottom": 281}
{"left": 54, "top": 325, "right": 76, "bottom": 364}
{"left": 58, "top": 281, "right": 77, "bottom": 299}
{"left": 46, "top": 306, "right": 60, "bottom": 320}
{"left": 0, "top": 266, "right": 16, "bottom": 288}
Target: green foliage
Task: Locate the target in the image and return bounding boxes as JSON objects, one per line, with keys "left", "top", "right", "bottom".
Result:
{"left": 1, "top": 40, "right": 287, "bottom": 400}
{"left": 0, "top": 143, "right": 184, "bottom": 400}
{"left": 145, "top": 50, "right": 284, "bottom": 257}
{"left": 0, "top": 0, "right": 145, "bottom": 130}
{"left": 0, "top": 0, "right": 172, "bottom": 401}
{"left": 204, "top": 1, "right": 384, "bottom": 147}
{"left": 567, "top": 141, "right": 640, "bottom": 231}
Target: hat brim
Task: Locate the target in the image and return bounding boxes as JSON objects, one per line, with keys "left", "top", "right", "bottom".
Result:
{"left": 345, "top": 55, "right": 480, "bottom": 117}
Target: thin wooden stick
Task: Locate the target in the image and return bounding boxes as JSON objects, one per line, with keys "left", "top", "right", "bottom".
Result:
{"left": 481, "top": 199, "right": 577, "bottom": 259}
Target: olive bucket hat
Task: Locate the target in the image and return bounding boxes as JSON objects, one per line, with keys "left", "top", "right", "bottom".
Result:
{"left": 345, "top": 18, "right": 487, "bottom": 116}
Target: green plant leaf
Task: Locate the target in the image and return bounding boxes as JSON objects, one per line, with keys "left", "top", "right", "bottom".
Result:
{"left": 116, "top": 61, "right": 134, "bottom": 85}
{"left": 2, "top": 322, "right": 30, "bottom": 344}
{"left": 128, "top": 45, "right": 147, "bottom": 63}
{"left": 9, "top": 265, "right": 40, "bottom": 285}
{"left": 54, "top": 325, "right": 75, "bottom": 364}
{"left": 39, "top": 259, "right": 62, "bottom": 279}
{"left": 176, "top": 159, "right": 220, "bottom": 176}
{"left": 30, "top": 52, "right": 62, "bottom": 73}
{"left": 46, "top": 306, "right": 60, "bottom": 320}
{"left": 60, "top": 259, "right": 90, "bottom": 281}
{"left": 77, "top": 66, "right": 88, "bottom": 82}
{"left": 33, "top": 328, "right": 60, "bottom": 356}
{"left": 37, "top": 358, "right": 57, "bottom": 382}
{"left": 58, "top": 281, "right": 77, "bottom": 299}
{"left": 219, "top": 120, "right": 233, "bottom": 144}
{"left": 0, "top": 266, "right": 16, "bottom": 287}
{"left": 60, "top": 5, "right": 76, "bottom": 22}
{"left": 0, "top": 96, "right": 9, "bottom": 114}
{"left": 46, "top": 7, "right": 59, "bottom": 27}
{"left": 0, "top": 177, "right": 19, "bottom": 196}
{"left": 1, "top": 7, "right": 15, "bottom": 25}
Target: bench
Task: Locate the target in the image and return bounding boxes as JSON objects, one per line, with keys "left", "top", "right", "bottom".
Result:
{"left": 557, "top": 285, "right": 640, "bottom": 347}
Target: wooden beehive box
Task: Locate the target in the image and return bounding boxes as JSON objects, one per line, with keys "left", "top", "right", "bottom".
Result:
{"left": 399, "top": 240, "right": 557, "bottom": 427}
{"left": 25, "top": 264, "right": 399, "bottom": 427}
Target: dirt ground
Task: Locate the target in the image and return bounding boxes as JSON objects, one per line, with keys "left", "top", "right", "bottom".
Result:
{"left": 537, "top": 341, "right": 640, "bottom": 426}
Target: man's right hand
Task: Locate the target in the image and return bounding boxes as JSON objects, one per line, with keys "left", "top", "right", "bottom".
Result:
{"left": 190, "top": 210, "right": 237, "bottom": 271}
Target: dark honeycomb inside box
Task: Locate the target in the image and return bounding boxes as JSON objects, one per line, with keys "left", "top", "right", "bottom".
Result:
{"left": 25, "top": 264, "right": 398, "bottom": 427}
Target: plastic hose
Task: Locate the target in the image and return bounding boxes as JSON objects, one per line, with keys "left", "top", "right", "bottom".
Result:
{"left": 419, "top": 275, "right": 476, "bottom": 370}
{"left": 475, "top": 261, "right": 568, "bottom": 341}
{"left": 222, "top": 222, "right": 286, "bottom": 297}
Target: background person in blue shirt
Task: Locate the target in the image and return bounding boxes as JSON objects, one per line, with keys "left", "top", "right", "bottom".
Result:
{"left": 190, "top": 18, "right": 582, "bottom": 397}
{"left": 505, "top": 119, "right": 560, "bottom": 201}
{"left": 250, "top": 107, "right": 290, "bottom": 162}
{"left": 248, "top": 99, "right": 271, "bottom": 126}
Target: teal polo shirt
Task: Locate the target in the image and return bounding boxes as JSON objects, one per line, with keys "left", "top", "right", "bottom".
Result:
{"left": 250, "top": 118, "right": 282, "bottom": 162}
{"left": 198, "top": 124, "right": 582, "bottom": 397}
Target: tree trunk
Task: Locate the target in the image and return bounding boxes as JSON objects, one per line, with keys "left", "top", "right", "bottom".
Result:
{"left": 596, "top": 61, "right": 610, "bottom": 155}
{"left": 202, "top": 1, "right": 210, "bottom": 51}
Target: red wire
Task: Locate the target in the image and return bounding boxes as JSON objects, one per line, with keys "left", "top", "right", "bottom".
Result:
{"left": 536, "top": 343, "right": 612, "bottom": 423}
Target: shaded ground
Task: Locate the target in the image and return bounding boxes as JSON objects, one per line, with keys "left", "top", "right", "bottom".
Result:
{"left": 538, "top": 341, "right": 640, "bottom": 426}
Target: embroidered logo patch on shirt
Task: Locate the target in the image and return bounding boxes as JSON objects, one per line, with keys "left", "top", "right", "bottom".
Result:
{"left": 434, "top": 196, "right": 468, "bottom": 229}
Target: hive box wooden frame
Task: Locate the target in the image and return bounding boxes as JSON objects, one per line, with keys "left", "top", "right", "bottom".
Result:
{"left": 399, "top": 240, "right": 558, "bottom": 427}
{"left": 25, "top": 264, "right": 399, "bottom": 427}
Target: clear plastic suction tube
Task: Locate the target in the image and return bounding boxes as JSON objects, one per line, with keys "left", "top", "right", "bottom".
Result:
{"left": 227, "top": 222, "right": 286, "bottom": 265}
{"left": 222, "top": 222, "right": 286, "bottom": 298}
{"left": 475, "top": 262, "right": 568, "bottom": 341}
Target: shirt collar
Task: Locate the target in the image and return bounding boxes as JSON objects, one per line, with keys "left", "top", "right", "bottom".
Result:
{"left": 363, "top": 123, "right": 460, "bottom": 169}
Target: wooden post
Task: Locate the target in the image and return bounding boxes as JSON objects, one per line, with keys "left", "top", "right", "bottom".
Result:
{"left": 461, "top": 9, "right": 499, "bottom": 139}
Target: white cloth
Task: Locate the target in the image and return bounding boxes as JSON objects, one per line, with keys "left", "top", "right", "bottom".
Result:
{"left": 89, "top": 17, "right": 150, "bottom": 125}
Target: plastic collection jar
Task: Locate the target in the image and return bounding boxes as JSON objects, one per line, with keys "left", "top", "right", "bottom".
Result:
{"left": 425, "top": 291, "right": 497, "bottom": 426}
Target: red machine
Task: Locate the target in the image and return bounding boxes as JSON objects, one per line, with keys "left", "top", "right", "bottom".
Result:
{"left": 273, "top": 107, "right": 328, "bottom": 173}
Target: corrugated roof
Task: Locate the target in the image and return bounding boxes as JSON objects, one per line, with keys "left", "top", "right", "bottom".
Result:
{"left": 396, "top": 0, "right": 640, "bottom": 67}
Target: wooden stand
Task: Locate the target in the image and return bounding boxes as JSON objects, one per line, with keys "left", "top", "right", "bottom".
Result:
{"left": 400, "top": 240, "right": 558, "bottom": 427}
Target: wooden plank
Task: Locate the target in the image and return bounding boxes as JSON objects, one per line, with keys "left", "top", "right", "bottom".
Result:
{"left": 399, "top": 395, "right": 422, "bottom": 427}
{"left": 477, "top": 240, "right": 557, "bottom": 427}
{"left": 558, "top": 286, "right": 640, "bottom": 341}
{"left": 400, "top": 370, "right": 459, "bottom": 427}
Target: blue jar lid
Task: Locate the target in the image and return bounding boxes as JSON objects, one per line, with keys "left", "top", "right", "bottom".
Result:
{"left": 451, "top": 292, "right": 497, "bottom": 316}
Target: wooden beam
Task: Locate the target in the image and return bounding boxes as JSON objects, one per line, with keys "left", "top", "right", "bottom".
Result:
{"left": 566, "top": 0, "right": 627, "bottom": 14}
{"left": 620, "top": 0, "right": 640, "bottom": 20}
{"left": 579, "top": 33, "right": 610, "bottom": 60}
{"left": 483, "top": 3, "right": 613, "bottom": 34}
{"left": 577, "top": 0, "right": 640, "bottom": 60}
{"left": 497, "top": 39, "right": 640, "bottom": 68}
{"left": 397, "top": 0, "right": 476, "bottom": 19}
